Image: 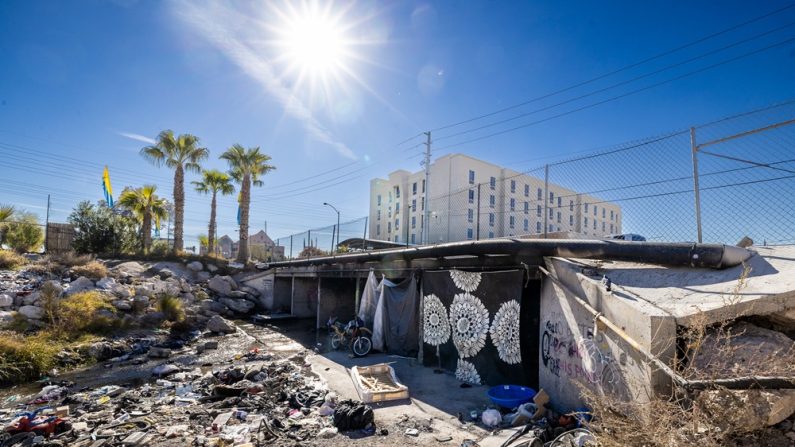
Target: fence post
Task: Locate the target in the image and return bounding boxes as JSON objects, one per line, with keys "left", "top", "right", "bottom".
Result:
{"left": 476, "top": 183, "right": 481, "bottom": 240}
{"left": 330, "top": 225, "right": 336, "bottom": 253}
{"left": 307, "top": 230, "right": 311, "bottom": 248}
{"left": 690, "top": 127, "right": 703, "bottom": 243}
{"left": 289, "top": 235, "right": 293, "bottom": 259}
{"left": 543, "top": 164, "right": 549, "bottom": 238}
{"left": 362, "top": 217, "right": 368, "bottom": 250}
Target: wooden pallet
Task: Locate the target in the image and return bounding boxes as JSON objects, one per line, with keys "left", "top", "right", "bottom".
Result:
{"left": 350, "top": 363, "right": 410, "bottom": 403}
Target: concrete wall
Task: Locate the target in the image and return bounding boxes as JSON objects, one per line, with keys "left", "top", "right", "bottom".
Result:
{"left": 317, "top": 278, "right": 358, "bottom": 330}
{"left": 272, "top": 276, "right": 292, "bottom": 313}
{"left": 292, "top": 277, "right": 319, "bottom": 319}
{"left": 238, "top": 273, "right": 274, "bottom": 310}
{"left": 539, "top": 257, "right": 676, "bottom": 412}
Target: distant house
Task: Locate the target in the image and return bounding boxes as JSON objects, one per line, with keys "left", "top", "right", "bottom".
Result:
{"left": 217, "top": 235, "right": 235, "bottom": 259}
{"left": 214, "top": 231, "right": 285, "bottom": 261}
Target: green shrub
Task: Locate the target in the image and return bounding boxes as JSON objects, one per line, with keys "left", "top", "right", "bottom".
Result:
{"left": 47, "top": 291, "right": 117, "bottom": 339}
{"left": 69, "top": 201, "right": 138, "bottom": 255}
{"left": 0, "top": 332, "right": 61, "bottom": 384}
{"left": 4, "top": 213, "right": 44, "bottom": 253}
{"left": 157, "top": 295, "right": 184, "bottom": 322}
{"left": 71, "top": 261, "right": 108, "bottom": 280}
{"left": 0, "top": 250, "right": 26, "bottom": 269}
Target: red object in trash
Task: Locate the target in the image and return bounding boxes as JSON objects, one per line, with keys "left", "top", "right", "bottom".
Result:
{"left": 6, "top": 415, "right": 67, "bottom": 436}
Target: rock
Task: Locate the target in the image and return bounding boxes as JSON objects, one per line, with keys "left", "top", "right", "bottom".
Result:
{"left": 179, "top": 278, "right": 191, "bottom": 293}
{"left": 112, "top": 299, "right": 132, "bottom": 311}
{"left": 239, "top": 285, "right": 261, "bottom": 298}
{"left": 206, "top": 264, "right": 218, "bottom": 273}
{"left": 152, "top": 364, "right": 180, "bottom": 377}
{"left": 204, "top": 341, "right": 218, "bottom": 350}
{"left": 207, "top": 315, "right": 235, "bottom": 334}
{"left": 0, "top": 311, "right": 17, "bottom": 327}
{"left": 181, "top": 292, "right": 195, "bottom": 304}
{"left": 208, "top": 276, "right": 236, "bottom": 296}
{"left": 158, "top": 269, "right": 174, "bottom": 280}
{"left": 200, "top": 300, "right": 228, "bottom": 315}
{"left": 134, "top": 285, "right": 153, "bottom": 297}
{"left": 18, "top": 305, "right": 44, "bottom": 320}
{"left": 111, "top": 284, "right": 133, "bottom": 299}
{"left": 196, "top": 271, "right": 211, "bottom": 283}
{"left": 113, "top": 261, "right": 146, "bottom": 276}
{"left": 41, "top": 281, "right": 64, "bottom": 297}
{"left": 227, "top": 290, "right": 248, "bottom": 299}
{"left": 220, "top": 297, "right": 255, "bottom": 314}
{"left": 187, "top": 261, "right": 203, "bottom": 272}
{"left": 96, "top": 277, "right": 116, "bottom": 290}
{"left": 148, "top": 347, "right": 172, "bottom": 358}
{"left": 132, "top": 295, "right": 150, "bottom": 311}
{"left": 22, "top": 292, "right": 39, "bottom": 306}
{"left": 140, "top": 311, "right": 166, "bottom": 327}
{"left": 66, "top": 276, "right": 94, "bottom": 296}
{"left": 698, "top": 389, "right": 795, "bottom": 431}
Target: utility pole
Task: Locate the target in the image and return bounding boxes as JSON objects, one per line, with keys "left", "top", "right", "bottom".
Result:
{"left": 422, "top": 131, "right": 432, "bottom": 245}
{"left": 44, "top": 194, "right": 50, "bottom": 253}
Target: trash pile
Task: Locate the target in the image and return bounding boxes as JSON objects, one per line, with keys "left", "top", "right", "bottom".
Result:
{"left": 0, "top": 349, "right": 377, "bottom": 446}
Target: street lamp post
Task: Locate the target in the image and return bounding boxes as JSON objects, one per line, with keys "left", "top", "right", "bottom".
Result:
{"left": 323, "top": 202, "right": 340, "bottom": 253}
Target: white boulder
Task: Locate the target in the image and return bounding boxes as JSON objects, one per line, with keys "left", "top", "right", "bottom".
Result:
{"left": 187, "top": 261, "right": 203, "bottom": 272}
{"left": 19, "top": 305, "right": 44, "bottom": 320}
{"left": 207, "top": 315, "right": 235, "bottom": 334}
{"left": 208, "top": 275, "right": 236, "bottom": 296}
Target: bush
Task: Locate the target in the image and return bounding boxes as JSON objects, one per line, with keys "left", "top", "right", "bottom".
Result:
{"left": 0, "top": 332, "right": 61, "bottom": 384}
{"left": 150, "top": 240, "right": 171, "bottom": 257}
{"left": 157, "top": 295, "right": 184, "bottom": 322}
{"left": 4, "top": 212, "right": 44, "bottom": 253}
{"left": 71, "top": 261, "right": 108, "bottom": 280}
{"left": 46, "top": 291, "right": 117, "bottom": 339}
{"left": 69, "top": 201, "right": 138, "bottom": 255}
{"left": 0, "top": 250, "right": 26, "bottom": 269}
{"left": 51, "top": 252, "right": 94, "bottom": 267}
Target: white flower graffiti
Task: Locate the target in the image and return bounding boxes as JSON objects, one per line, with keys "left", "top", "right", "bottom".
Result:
{"left": 449, "top": 269, "right": 481, "bottom": 293}
{"left": 423, "top": 294, "right": 451, "bottom": 346}
{"left": 455, "top": 359, "right": 482, "bottom": 385}
{"left": 449, "top": 292, "right": 490, "bottom": 358}
{"left": 490, "top": 299, "right": 522, "bottom": 364}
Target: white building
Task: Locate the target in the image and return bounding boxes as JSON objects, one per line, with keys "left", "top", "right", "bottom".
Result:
{"left": 369, "top": 154, "right": 622, "bottom": 244}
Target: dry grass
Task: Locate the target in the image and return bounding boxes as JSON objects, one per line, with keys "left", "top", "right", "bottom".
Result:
{"left": 70, "top": 260, "right": 108, "bottom": 280}
{"left": 0, "top": 331, "right": 62, "bottom": 384}
{"left": 157, "top": 295, "right": 185, "bottom": 322}
{"left": 0, "top": 249, "right": 26, "bottom": 269}
{"left": 42, "top": 290, "right": 117, "bottom": 339}
{"left": 581, "top": 263, "right": 795, "bottom": 446}
{"left": 50, "top": 251, "right": 93, "bottom": 267}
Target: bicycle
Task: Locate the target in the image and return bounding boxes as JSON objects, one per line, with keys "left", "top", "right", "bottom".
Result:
{"left": 327, "top": 316, "right": 373, "bottom": 357}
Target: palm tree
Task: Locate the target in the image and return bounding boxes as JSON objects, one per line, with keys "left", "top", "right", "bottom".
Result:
{"left": 140, "top": 130, "right": 208, "bottom": 254}
{"left": 118, "top": 185, "right": 169, "bottom": 253}
{"left": 220, "top": 145, "right": 275, "bottom": 263}
{"left": 192, "top": 169, "right": 234, "bottom": 257}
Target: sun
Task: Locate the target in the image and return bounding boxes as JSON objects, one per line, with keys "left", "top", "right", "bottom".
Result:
{"left": 272, "top": 2, "right": 354, "bottom": 79}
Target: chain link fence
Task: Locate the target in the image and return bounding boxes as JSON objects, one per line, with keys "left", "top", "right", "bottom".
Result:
{"left": 275, "top": 216, "right": 369, "bottom": 259}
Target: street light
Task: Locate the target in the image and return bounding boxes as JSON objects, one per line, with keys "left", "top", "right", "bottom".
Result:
{"left": 323, "top": 202, "right": 340, "bottom": 253}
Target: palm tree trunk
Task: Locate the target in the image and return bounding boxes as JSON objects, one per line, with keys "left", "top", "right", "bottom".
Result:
{"left": 236, "top": 174, "right": 251, "bottom": 263}
{"left": 143, "top": 212, "right": 152, "bottom": 253}
{"left": 173, "top": 165, "right": 184, "bottom": 253}
{"left": 208, "top": 191, "right": 217, "bottom": 256}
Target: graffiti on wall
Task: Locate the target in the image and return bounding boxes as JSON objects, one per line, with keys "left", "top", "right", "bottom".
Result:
{"left": 541, "top": 312, "right": 623, "bottom": 391}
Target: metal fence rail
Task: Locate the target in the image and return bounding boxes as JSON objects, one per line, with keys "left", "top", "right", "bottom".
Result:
{"left": 275, "top": 216, "right": 368, "bottom": 259}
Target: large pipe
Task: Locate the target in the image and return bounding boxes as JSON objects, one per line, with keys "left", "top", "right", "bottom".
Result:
{"left": 264, "top": 239, "right": 751, "bottom": 270}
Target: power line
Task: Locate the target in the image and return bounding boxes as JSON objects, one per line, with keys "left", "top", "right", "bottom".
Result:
{"left": 426, "top": 2, "right": 795, "bottom": 134}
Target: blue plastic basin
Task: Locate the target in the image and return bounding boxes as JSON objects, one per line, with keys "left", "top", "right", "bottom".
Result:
{"left": 487, "top": 385, "right": 536, "bottom": 409}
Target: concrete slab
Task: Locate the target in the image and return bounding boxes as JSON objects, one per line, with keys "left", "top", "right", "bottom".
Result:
{"left": 568, "top": 244, "right": 795, "bottom": 326}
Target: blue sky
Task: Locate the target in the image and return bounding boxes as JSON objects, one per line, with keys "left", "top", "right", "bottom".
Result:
{"left": 1, "top": 0, "right": 794, "bottom": 248}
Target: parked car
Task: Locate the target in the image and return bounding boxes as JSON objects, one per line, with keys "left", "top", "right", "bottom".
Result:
{"left": 607, "top": 233, "right": 646, "bottom": 241}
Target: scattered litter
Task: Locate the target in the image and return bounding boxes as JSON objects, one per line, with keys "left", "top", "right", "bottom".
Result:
{"left": 405, "top": 428, "right": 420, "bottom": 436}
{"left": 350, "top": 363, "right": 409, "bottom": 403}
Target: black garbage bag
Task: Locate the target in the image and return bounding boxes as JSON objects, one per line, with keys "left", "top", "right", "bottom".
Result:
{"left": 332, "top": 399, "right": 374, "bottom": 431}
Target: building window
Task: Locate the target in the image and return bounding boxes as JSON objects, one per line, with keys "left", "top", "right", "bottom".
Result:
{"left": 610, "top": 210, "right": 614, "bottom": 220}
{"left": 537, "top": 188, "right": 542, "bottom": 200}
{"left": 468, "top": 189, "right": 475, "bottom": 204}
{"left": 395, "top": 186, "right": 400, "bottom": 198}
{"left": 389, "top": 191, "right": 392, "bottom": 202}
{"left": 569, "top": 215, "right": 573, "bottom": 226}
{"left": 395, "top": 218, "right": 399, "bottom": 230}
{"left": 557, "top": 197, "right": 562, "bottom": 208}
{"left": 537, "top": 205, "right": 541, "bottom": 217}
{"left": 395, "top": 202, "right": 400, "bottom": 213}
{"left": 421, "top": 200, "right": 425, "bottom": 211}
{"left": 536, "top": 221, "right": 541, "bottom": 233}
{"left": 584, "top": 203, "right": 589, "bottom": 213}
{"left": 549, "top": 208, "right": 553, "bottom": 219}
{"left": 488, "top": 231, "right": 494, "bottom": 239}
{"left": 594, "top": 206, "right": 597, "bottom": 216}
{"left": 523, "top": 219, "right": 529, "bottom": 232}
{"left": 524, "top": 202, "right": 529, "bottom": 214}
{"left": 376, "top": 224, "right": 380, "bottom": 235}
{"left": 593, "top": 220, "right": 597, "bottom": 230}
{"left": 508, "top": 216, "right": 514, "bottom": 228}
{"left": 584, "top": 217, "right": 588, "bottom": 227}
{"left": 489, "top": 213, "right": 495, "bottom": 227}
{"left": 467, "top": 228, "right": 473, "bottom": 240}
{"left": 524, "top": 184, "right": 529, "bottom": 197}
{"left": 412, "top": 182, "right": 417, "bottom": 195}
{"left": 468, "top": 170, "right": 475, "bottom": 184}
{"left": 557, "top": 212, "right": 561, "bottom": 223}
{"left": 388, "top": 209, "right": 392, "bottom": 218}
{"left": 395, "top": 236, "right": 398, "bottom": 242}
{"left": 377, "top": 195, "right": 381, "bottom": 206}
{"left": 467, "top": 209, "right": 474, "bottom": 223}
{"left": 549, "top": 191, "right": 554, "bottom": 203}
{"left": 411, "top": 216, "right": 416, "bottom": 229}
{"left": 510, "top": 198, "right": 515, "bottom": 211}
{"left": 549, "top": 224, "right": 554, "bottom": 232}
{"left": 489, "top": 195, "right": 495, "bottom": 208}
{"left": 411, "top": 199, "right": 416, "bottom": 212}
{"left": 602, "top": 221, "right": 605, "bottom": 232}
{"left": 490, "top": 176, "right": 496, "bottom": 190}
{"left": 510, "top": 180, "right": 516, "bottom": 193}
{"left": 610, "top": 223, "right": 614, "bottom": 233}
{"left": 411, "top": 233, "right": 416, "bottom": 244}
{"left": 422, "top": 179, "right": 426, "bottom": 193}
{"left": 377, "top": 210, "right": 381, "bottom": 221}
{"left": 388, "top": 222, "right": 391, "bottom": 233}
{"left": 602, "top": 208, "right": 606, "bottom": 218}
{"left": 569, "top": 200, "right": 574, "bottom": 212}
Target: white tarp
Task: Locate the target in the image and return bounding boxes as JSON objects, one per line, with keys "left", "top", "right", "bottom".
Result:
{"left": 371, "top": 276, "right": 419, "bottom": 356}
{"left": 357, "top": 271, "right": 379, "bottom": 328}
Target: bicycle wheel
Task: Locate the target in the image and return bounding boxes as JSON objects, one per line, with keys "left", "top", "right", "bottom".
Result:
{"left": 352, "top": 336, "right": 372, "bottom": 357}
{"left": 330, "top": 333, "right": 343, "bottom": 350}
